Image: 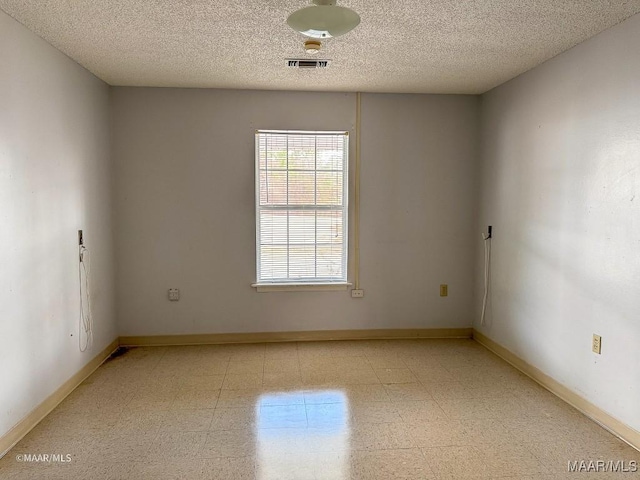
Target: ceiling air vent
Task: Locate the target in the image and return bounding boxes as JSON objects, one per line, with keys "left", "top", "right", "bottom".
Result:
{"left": 287, "top": 59, "right": 330, "bottom": 69}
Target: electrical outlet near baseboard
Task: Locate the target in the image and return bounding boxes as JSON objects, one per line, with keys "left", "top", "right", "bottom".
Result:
{"left": 351, "top": 289, "right": 364, "bottom": 298}
{"left": 592, "top": 334, "right": 602, "bottom": 354}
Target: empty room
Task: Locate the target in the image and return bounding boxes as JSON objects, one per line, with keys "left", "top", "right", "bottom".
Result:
{"left": 1, "top": 1, "right": 639, "bottom": 479}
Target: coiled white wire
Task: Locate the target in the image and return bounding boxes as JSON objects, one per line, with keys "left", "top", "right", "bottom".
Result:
{"left": 79, "top": 245, "right": 93, "bottom": 352}
{"left": 480, "top": 233, "right": 492, "bottom": 326}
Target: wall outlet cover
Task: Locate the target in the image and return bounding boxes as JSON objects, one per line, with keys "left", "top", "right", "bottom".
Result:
{"left": 168, "top": 288, "right": 180, "bottom": 301}
{"left": 351, "top": 289, "right": 364, "bottom": 298}
{"left": 592, "top": 334, "right": 602, "bottom": 354}
{"left": 440, "top": 284, "right": 448, "bottom": 297}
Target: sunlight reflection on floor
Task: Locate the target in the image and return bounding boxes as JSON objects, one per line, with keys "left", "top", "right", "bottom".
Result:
{"left": 256, "top": 390, "right": 349, "bottom": 479}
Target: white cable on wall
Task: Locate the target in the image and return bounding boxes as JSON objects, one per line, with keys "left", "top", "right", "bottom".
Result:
{"left": 354, "top": 92, "right": 362, "bottom": 289}
{"left": 79, "top": 245, "right": 93, "bottom": 352}
{"left": 480, "top": 229, "right": 492, "bottom": 326}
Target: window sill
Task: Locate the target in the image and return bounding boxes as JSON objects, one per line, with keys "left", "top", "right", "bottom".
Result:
{"left": 251, "top": 282, "right": 351, "bottom": 293}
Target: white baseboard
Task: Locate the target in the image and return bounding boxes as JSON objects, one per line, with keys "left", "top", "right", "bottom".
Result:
{"left": 0, "top": 338, "right": 119, "bottom": 458}
{"left": 473, "top": 330, "right": 640, "bottom": 452}
{"left": 119, "top": 328, "right": 473, "bottom": 346}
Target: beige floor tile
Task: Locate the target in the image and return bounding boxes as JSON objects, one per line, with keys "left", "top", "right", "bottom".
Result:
{"left": 146, "top": 431, "right": 207, "bottom": 462}
{"left": 383, "top": 383, "right": 432, "bottom": 402}
{"left": 422, "top": 445, "right": 494, "bottom": 479}
{"left": 162, "top": 408, "right": 215, "bottom": 432}
{"left": 343, "top": 384, "right": 390, "bottom": 403}
{"left": 365, "top": 355, "right": 408, "bottom": 369}
{"left": 222, "top": 373, "right": 263, "bottom": 390}
{"left": 501, "top": 416, "right": 576, "bottom": 444}
{"left": 458, "top": 417, "right": 516, "bottom": 445}
{"left": 66, "top": 460, "right": 136, "bottom": 480}
{"left": 114, "top": 408, "right": 169, "bottom": 434}
{"left": 262, "top": 371, "right": 304, "bottom": 389}
{"left": 34, "top": 409, "right": 119, "bottom": 438}
{"left": 171, "top": 387, "right": 220, "bottom": 410}
{"left": 350, "top": 422, "right": 414, "bottom": 451}
{"left": 436, "top": 396, "right": 501, "bottom": 420}
{"left": 180, "top": 374, "right": 225, "bottom": 391}
{"left": 211, "top": 407, "right": 258, "bottom": 430}
{"left": 327, "top": 356, "right": 374, "bottom": 370}
{"left": 349, "top": 448, "right": 435, "bottom": 480}
{"left": 200, "top": 456, "right": 256, "bottom": 479}
{"left": 395, "top": 400, "right": 448, "bottom": 423}
{"left": 264, "top": 358, "right": 301, "bottom": 373}
{"left": 216, "top": 388, "right": 264, "bottom": 408}
{"left": 202, "top": 430, "right": 257, "bottom": 458}
{"left": 135, "top": 375, "right": 184, "bottom": 394}
{"left": 127, "top": 389, "right": 177, "bottom": 411}
{"left": 0, "top": 463, "right": 101, "bottom": 480}
{"left": 264, "top": 342, "right": 299, "bottom": 359}
{"left": 422, "top": 380, "right": 476, "bottom": 401}
{"left": 183, "top": 360, "right": 230, "bottom": 376}
{"left": 336, "top": 366, "right": 381, "bottom": 385}
{"left": 374, "top": 368, "right": 418, "bottom": 384}
{"left": 405, "top": 419, "right": 470, "bottom": 447}
{"left": 350, "top": 402, "right": 403, "bottom": 424}
{"left": 129, "top": 459, "right": 204, "bottom": 480}
{"left": 478, "top": 441, "right": 548, "bottom": 477}
{"left": 90, "top": 430, "right": 159, "bottom": 462}
{"left": 227, "top": 359, "right": 265, "bottom": 375}
{"left": 300, "top": 369, "right": 340, "bottom": 386}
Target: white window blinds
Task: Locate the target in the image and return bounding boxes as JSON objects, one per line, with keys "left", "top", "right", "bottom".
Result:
{"left": 255, "top": 131, "right": 349, "bottom": 284}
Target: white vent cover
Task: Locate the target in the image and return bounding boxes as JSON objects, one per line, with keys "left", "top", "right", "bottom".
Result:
{"left": 287, "top": 59, "right": 330, "bottom": 68}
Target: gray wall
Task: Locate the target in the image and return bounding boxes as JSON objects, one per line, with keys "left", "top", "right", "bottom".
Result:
{"left": 111, "top": 89, "right": 480, "bottom": 335}
{"left": 0, "top": 11, "right": 116, "bottom": 439}
{"left": 477, "top": 13, "right": 640, "bottom": 432}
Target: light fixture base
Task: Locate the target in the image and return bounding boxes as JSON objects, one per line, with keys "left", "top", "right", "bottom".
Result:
{"left": 304, "top": 39, "right": 322, "bottom": 54}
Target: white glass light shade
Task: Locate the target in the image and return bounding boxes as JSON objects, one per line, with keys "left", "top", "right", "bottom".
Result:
{"left": 287, "top": 5, "right": 361, "bottom": 39}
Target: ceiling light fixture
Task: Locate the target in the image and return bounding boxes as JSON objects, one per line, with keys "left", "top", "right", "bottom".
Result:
{"left": 287, "top": 0, "right": 361, "bottom": 39}
{"left": 304, "top": 39, "right": 322, "bottom": 54}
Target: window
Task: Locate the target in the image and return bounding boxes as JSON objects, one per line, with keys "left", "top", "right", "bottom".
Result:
{"left": 255, "top": 130, "right": 349, "bottom": 287}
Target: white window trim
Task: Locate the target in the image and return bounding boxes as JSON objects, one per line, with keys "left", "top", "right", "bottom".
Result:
{"left": 251, "top": 282, "right": 351, "bottom": 292}
{"left": 254, "top": 130, "right": 349, "bottom": 289}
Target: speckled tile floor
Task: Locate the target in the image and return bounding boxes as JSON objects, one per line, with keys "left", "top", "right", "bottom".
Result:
{"left": 0, "top": 339, "right": 638, "bottom": 479}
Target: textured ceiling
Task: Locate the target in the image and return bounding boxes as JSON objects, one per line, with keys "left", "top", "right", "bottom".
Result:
{"left": 1, "top": 1, "right": 639, "bottom": 94}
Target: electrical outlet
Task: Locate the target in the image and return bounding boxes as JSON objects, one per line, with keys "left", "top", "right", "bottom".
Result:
{"left": 351, "top": 289, "right": 364, "bottom": 298}
{"left": 168, "top": 288, "right": 180, "bottom": 301}
{"left": 440, "top": 284, "right": 448, "bottom": 297}
{"left": 592, "top": 334, "right": 602, "bottom": 354}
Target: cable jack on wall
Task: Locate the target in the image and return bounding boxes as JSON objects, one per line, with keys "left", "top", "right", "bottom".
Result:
{"left": 480, "top": 225, "right": 492, "bottom": 325}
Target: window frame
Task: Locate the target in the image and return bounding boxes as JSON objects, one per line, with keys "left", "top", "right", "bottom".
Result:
{"left": 253, "top": 130, "right": 350, "bottom": 290}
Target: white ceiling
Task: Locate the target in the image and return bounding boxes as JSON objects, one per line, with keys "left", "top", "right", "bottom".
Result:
{"left": 2, "top": 1, "right": 639, "bottom": 94}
